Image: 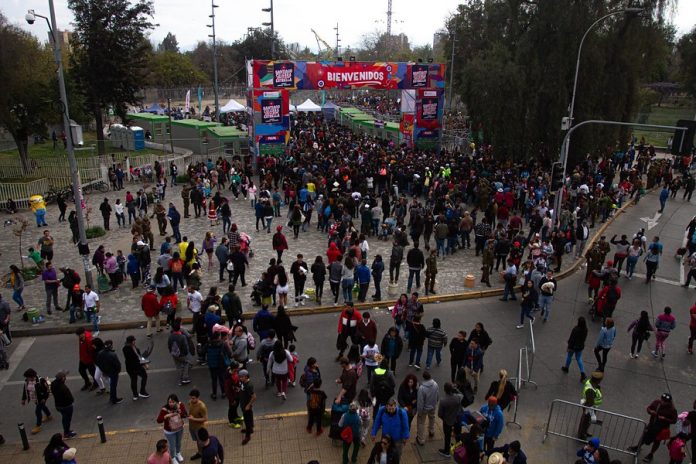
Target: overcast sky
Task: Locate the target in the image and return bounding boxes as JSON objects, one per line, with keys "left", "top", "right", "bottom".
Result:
{"left": 5, "top": 0, "right": 695, "bottom": 52}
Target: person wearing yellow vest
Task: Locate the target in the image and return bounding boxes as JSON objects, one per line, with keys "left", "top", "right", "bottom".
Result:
{"left": 577, "top": 371, "right": 603, "bottom": 440}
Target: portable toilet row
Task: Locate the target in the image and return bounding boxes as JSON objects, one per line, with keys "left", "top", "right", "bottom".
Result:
{"left": 109, "top": 124, "right": 145, "bottom": 151}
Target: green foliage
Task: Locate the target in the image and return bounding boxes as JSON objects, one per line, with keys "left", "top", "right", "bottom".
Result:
{"left": 147, "top": 51, "right": 207, "bottom": 87}
{"left": 176, "top": 174, "right": 190, "bottom": 184}
{"left": 158, "top": 32, "right": 179, "bottom": 53}
{"left": 447, "top": 0, "right": 675, "bottom": 164}
{"left": 0, "top": 14, "right": 55, "bottom": 173}
{"left": 86, "top": 226, "right": 106, "bottom": 239}
{"left": 20, "top": 267, "right": 40, "bottom": 281}
{"left": 678, "top": 26, "right": 696, "bottom": 99}
{"left": 68, "top": 0, "right": 154, "bottom": 155}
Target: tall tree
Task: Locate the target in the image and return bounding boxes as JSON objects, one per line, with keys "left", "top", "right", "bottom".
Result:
{"left": 447, "top": 0, "right": 675, "bottom": 164}
{"left": 0, "top": 14, "right": 54, "bottom": 173}
{"left": 677, "top": 26, "right": 696, "bottom": 99}
{"left": 147, "top": 51, "right": 207, "bottom": 87}
{"left": 68, "top": 0, "right": 154, "bottom": 154}
{"left": 158, "top": 32, "right": 179, "bottom": 53}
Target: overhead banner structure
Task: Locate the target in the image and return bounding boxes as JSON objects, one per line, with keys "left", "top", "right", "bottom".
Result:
{"left": 250, "top": 60, "right": 446, "bottom": 90}
{"left": 414, "top": 89, "right": 444, "bottom": 149}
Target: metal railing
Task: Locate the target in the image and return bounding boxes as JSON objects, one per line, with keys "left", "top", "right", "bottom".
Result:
{"left": 508, "top": 322, "right": 538, "bottom": 428}
{"left": 543, "top": 399, "right": 647, "bottom": 463}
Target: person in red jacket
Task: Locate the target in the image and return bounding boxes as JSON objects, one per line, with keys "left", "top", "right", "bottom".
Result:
{"left": 159, "top": 288, "right": 179, "bottom": 330}
{"left": 327, "top": 242, "right": 342, "bottom": 264}
{"left": 272, "top": 226, "right": 289, "bottom": 264}
{"left": 336, "top": 304, "right": 362, "bottom": 360}
{"left": 75, "top": 327, "right": 98, "bottom": 390}
{"left": 142, "top": 286, "right": 161, "bottom": 336}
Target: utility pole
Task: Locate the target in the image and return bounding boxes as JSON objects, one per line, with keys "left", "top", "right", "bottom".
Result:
{"left": 26, "top": 1, "right": 92, "bottom": 286}
{"left": 167, "top": 98, "right": 174, "bottom": 154}
{"left": 262, "top": 0, "right": 275, "bottom": 59}
{"left": 334, "top": 23, "right": 340, "bottom": 57}
{"left": 448, "top": 29, "right": 457, "bottom": 112}
{"left": 386, "top": 0, "right": 393, "bottom": 36}
{"left": 208, "top": 0, "right": 220, "bottom": 122}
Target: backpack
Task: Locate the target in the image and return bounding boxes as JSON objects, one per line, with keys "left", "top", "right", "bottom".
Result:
{"left": 246, "top": 332, "right": 256, "bottom": 350}
{"left": 169, "top": 339, "right": 181, "bottom": 358}
{"left": 299, "top": 373, "right": 308, "bottom": 389}
{"left": 605, "top": 286, "right": 619, "bottom": 306}
{"left": 171, "top": 260, "right": 183, "bottom": 273}
{"left": 374, "top": 374, "right": 394, "bottom": 402}
{"left": 161, "top": 300, "right": 174, "bottom": 316}
{"left": 307, "top": 390, "right": 323, "bottom": 410}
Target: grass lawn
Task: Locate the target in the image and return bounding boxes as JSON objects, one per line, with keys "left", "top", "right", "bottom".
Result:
{"left": 633, "top": 105, "right": 696, "bottom": 147}
{"left": 0, "top": 132, "right": 143, "bottom": 161}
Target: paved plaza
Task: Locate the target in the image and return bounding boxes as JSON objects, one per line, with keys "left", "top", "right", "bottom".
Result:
{"left": 1, "top": 175, "right": 584, "bottom": 334}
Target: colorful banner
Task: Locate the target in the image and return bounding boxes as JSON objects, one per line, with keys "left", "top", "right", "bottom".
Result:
{"left": 261, "top": 98, "right": 282, "bottom": 124}
{"left": 420, "top": 96, "right": 439, "bottom": 121}
{"left": 251, "top": 60, "right": 446, "bottom": 90}
{"left": 414, "top": 88, "right": 444, "bottom": 147}
{"left": 400, "top": 113, "right": 414, "bottom": 147}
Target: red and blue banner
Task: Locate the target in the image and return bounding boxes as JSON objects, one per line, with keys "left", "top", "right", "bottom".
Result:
{"left": 414, "top": 89, "right": 444, "bottom": 147}
{"left": 252, "top": 89, "right": 290, "bottom": 155}
{"left": 251, "top": 60, "right": 446, "bottom": 90}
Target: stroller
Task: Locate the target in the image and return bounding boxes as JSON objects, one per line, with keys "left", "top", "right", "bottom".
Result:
{"left": 329, "top": 402, "right": 349, "bottom": 446}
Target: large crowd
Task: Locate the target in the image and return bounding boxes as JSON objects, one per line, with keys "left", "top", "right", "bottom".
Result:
{"left": 3, "top": 109, "right": 696, "bottom": 464}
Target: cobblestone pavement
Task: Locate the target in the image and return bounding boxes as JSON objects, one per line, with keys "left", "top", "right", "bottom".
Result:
{"left": 0, "top": 413, "right": 431, "bottom": 464}
{"left": 0, "top": 179, "right": 581, "bottom": 333}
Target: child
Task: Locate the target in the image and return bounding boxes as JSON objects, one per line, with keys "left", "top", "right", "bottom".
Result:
{"left": 357, "top": 388, "right": 373, "bottom": 446}
{"left": 26, "top": 247, "right": 43, "bottom": 269}
{"left": 668, "top": 432, "right": 687, "bottom": 464}
{"left": 116, "top": 250, "right": 126, "bottom": 279}
{"left": 306, "top": 378, "right": 326, "bottom": 435}
{"left": 288, "top": 344, "right": 299, "bottom": 387}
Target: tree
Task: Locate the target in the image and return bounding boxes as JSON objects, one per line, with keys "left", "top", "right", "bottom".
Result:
{"left": 677, "top": 26, "right": 696, "bottom": 99}
{"left": 68, "top": 0, "right": 154, "bottom": 155}
{"left": 147, "top": 51, "right": 207, "bottom": 87}
{"left": 158, "top": 32, "right": 179, "bottom": 53}
{"left": 446, "top": 0, "right": 675, "bottom": 164}
{"left": 0, "top": 14, "right": 54, "bottom": 174}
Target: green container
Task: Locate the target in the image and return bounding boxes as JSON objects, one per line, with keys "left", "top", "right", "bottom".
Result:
{"left": 27, "top": 308, "right": 40, "bottom": 320}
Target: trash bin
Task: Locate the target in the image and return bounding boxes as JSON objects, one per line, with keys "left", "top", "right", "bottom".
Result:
{"left": 464, "top": 275, "right": 475, "bottom": 288}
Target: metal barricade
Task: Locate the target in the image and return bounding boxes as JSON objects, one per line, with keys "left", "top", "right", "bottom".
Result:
{"left": 507, "top": 322, "right": 538, "bottom": 428}
{"left": 543, "top": 399, "right": 647, "bottom": 463}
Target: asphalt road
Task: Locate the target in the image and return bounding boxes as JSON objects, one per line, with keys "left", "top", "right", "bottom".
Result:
{"left": 1, "top": 189, "right": 695, "bottom": 463}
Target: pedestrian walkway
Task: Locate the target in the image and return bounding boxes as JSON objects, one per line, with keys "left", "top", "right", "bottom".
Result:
{"left": 1, "top": 179, "right": 588, "bottom": 334}
{"left": 0, "top": 412, "right": 436, "bottom": 464}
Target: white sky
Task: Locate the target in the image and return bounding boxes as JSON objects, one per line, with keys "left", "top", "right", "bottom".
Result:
{"left": 5, "top": 0, "right": 696, "bottom": 52}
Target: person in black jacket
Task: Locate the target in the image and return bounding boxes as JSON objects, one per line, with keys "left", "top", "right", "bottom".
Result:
{"left": 561, "top": 316, "right": 588, "bottom": 382}
{"left": 51, "top": 371, "right": 76, "bottom": 438}
{"left": 96, "top": 340, "right": 122, "bottom": 404}
{"left": 380, "top": 327, "right": 403, "bottom": 374}
{"left": 122, "top": 335, "right": 149, "bottom": 401}
{"left": 310, "top": 256, "right": 326, "bottom": 304}
{"left": 407, "top": 316, "right": 427, "bottom": 369}
{"left": 468, "top": 323, "right": 493, "bottom": 373}
{"left": 406, "top": 243, "right": 425, "bottom": 294}
{"left": 449, "top": 330, "right": 468, "bottom": 383}
{"left": 367, "top": 434, "right": 400, "bottom": 464}
{"left": 273, "top": 305, "right": 295, "bottom": 349}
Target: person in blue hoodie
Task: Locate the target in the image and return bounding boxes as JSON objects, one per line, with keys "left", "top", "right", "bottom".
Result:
{"left": 659, "top": 185, "right": 669, "bottom": 213}
{"left": 480, "top": 396, "right": 504, "bottom": 452}
{"left": 356, "top": 259, "right": 371, "bottom": 302}
{"left": 371, "top": 398, "right": 410, "bottom": 459}
{"left": 126, "top": 253, "right": 141, "bottom": 289}
{"left": 338, "top": 402, "right": 362, "bottom": 464}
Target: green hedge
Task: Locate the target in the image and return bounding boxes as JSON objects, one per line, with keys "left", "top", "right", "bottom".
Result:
{"left": 176, "top": 174, "right": 190, "bottom": 184}
{"left": 86, "top": 226, "right": 106, "bottom": 239}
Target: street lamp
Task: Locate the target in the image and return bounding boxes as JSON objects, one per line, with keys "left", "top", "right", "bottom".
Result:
{"left": 262, "top": 0, "right": 275, "bottom": 59}
{"left": 553, "top": 7, "right": 643, "bottom": 222}
{"left": 447, "top": 28, "right": 457, "bottom": 112}
{"left": 208, "top": 1, "right": 220, "bottom": 123}
{"left": 27, "top": 1, "right": 93, "bottom": 287}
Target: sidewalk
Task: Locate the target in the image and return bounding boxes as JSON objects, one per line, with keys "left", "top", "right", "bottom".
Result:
{"left": 0, "top": 412, "right": 438, "bottom": 464}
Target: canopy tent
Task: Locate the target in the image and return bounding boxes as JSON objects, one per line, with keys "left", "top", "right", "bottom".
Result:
{"left": 220, "top": 99, "right": 246, "bottom": 113}
{"left": 321, "top": 101, "right": 340, "bottom": 120}
{"left": 295, "top": 99, "right": 322, "bottom": 112}
{"left": 322, "top": 101, "right": 339, "bottom": 110}
{"left": 143, "top": 103, "right": 166, "bottom": 115}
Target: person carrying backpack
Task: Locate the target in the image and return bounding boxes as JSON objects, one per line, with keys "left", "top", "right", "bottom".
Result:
{"left": 21, "top": 368, "right": 52, "bottom": 434}
{"left": 306, "top": 378, "right": 327, "bottom": 435}
{"left": 369, "top": 358, "right": 396, "bottom": 418}
{"left": 168, "top": 320, "right": 192, "bottom": 386}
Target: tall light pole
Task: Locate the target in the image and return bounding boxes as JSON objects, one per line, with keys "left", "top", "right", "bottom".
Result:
{"left": 26, "top": 2, "right": 93, "bottom": 287}
{"left": 334, "top": 23, "right": 340, "bottom": 57}
{"left": 447, "top": 29, "right": 457, "bottom": 112}
{"left": 553, "top": 7, "right": 643, "bottom": 222}
{"left": 207, "top": 0, "right": 220, "bottom": 122}
{"left": 262, "top": 0, "right": 275, "bottom": 59}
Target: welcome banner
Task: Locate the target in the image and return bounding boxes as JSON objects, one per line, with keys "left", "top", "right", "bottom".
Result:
{"left": 250, "top": 60, "right": 445, "bottom": 90}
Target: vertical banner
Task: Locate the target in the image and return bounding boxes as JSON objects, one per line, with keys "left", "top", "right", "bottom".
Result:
{"left": 185, "top": 90, "right": 191, "bottom": 113}
{"left": 414, "top": 88, "right": 444, "bottom": 150}
{"left": 400, "top": 113, "right": 414, "bottom": 147}
{"left": 260, "top": 97, "right": 282, "bottom": 124}
{"left": 410, "top": 64, "right": 429, "bottom": 88}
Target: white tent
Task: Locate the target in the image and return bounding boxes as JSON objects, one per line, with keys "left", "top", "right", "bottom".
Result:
{"left": 295, "top": 99, "right": 322, "bottom": 112}
{"left": 220, "top": 99, "right": 246, "bottom": 113}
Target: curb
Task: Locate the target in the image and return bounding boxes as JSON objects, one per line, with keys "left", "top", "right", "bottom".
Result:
{"left": 9, "top": 195, "right": 640, "bottom": 337}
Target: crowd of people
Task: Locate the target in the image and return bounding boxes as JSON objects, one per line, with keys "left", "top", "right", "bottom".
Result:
{"left": 3, "top": 107, "right": 696, "bottom": 464}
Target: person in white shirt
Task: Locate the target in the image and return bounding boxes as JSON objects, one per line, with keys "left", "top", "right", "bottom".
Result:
{"left": 187, "top": 286, "right": 203, "bottom": 327}
{"left": 114, "top": 199, "right": 126, "bottom": 228}
{"left": 361, "top": 340, "right": 380, "bottom": 383}
{"left": 82, "top": 285, "right": 101, "bottom": 335}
